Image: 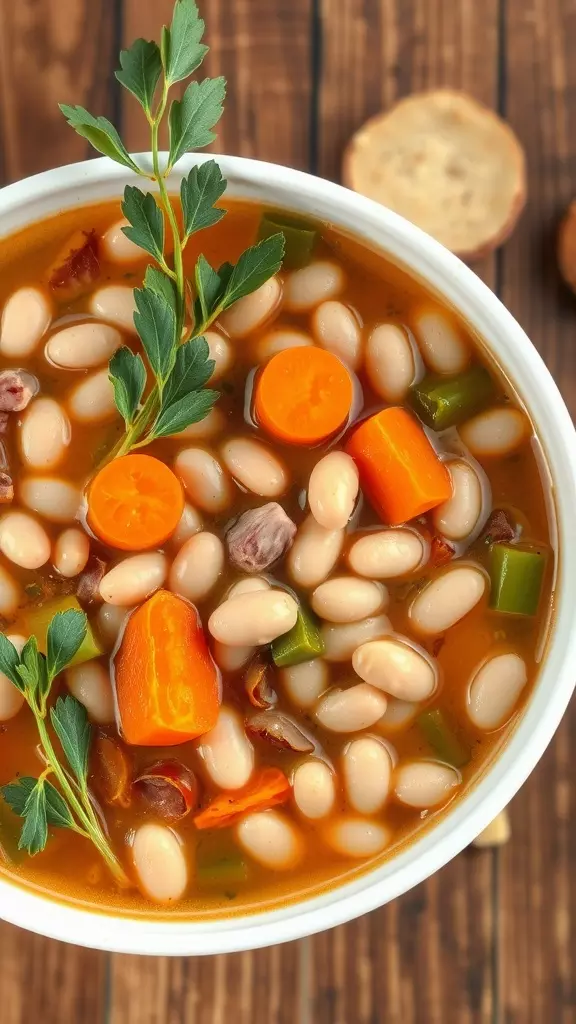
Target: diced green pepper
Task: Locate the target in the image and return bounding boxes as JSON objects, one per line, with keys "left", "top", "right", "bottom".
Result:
{"left": 418, "top": 708, "right": 470, "bottom": 768}
{"left": 409, "top": 366, "right": 494, "bottom": 430}
{"left": 489, "top": 544, "right": 545, "bottom": 616}
{"left": 258, "top": 212, "right": 318, "bottom": 269}
{"left": 271, "top": 604, "right": 325, "bottom": 667}
{"left": 196, "top": 835, "right": 248, "bottom": 887}
{"left": 23, "top": 595, "right": 103, "bottom": 667}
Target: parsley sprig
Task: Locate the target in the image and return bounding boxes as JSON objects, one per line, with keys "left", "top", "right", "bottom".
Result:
{"left": 0, "top": 611, "right": 128, "bottom": 885}
{"left": 59, "top": 0, "right": 284, "bottom": 462}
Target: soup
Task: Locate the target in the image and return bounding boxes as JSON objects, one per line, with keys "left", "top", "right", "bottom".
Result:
{"left": 0, "top": 198, "right": 553, "bottom": 915}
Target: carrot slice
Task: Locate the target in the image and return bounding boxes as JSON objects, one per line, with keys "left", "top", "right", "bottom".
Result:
{"left": 194, "top": 767, "right": 291, "bottom": 830}
{"left": 254, "top": 347, "right": 353, "bottom": 445}
{"left": 345, "top": 407, "right": 452, "bottom": 525}
{"left": 115, "top": 590, "right": 220, "bottom": 746}
{"left": 88, "top": 453, "right": 184, "bottom": 551}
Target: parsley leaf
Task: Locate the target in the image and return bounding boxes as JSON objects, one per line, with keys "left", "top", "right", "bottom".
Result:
{"left": 162, "top": 0, "right": 208, "bottom": 85}
{"left": 1, "top": 777, "right": 37, "bottom": 816}
{"left": 134, "top": 284, "right": 178, "bottom": 382}
{"left": 50, "top": 696, "right": 91, "bottom": 788}
{"left": 46, "top": 610, "right": 88, "bottom": 683}
{"left": 152, "top": 389, "right": 218, "bottom": 439}
{"left": 109, "top": 347, "right": 147, "bottom": 427}
{"left": 181, "top": 161, "right": 226, "bottom": 238}
{"left": 0, "top": 634, "right": 24, "bottom": 692}
{"left": 58, "top": 105, "right": 140, "bottom": 173}
{"left": 222, "top": 234, "right": 285, "bottom": 309}
{"left": 17, "top": 637, "right": 47, "bottom": 704}
{"left": 144, "top": 265, "right": 178, "bottom": 307}
{"left": 115, "top": 38, "right": 162, "bottom": 112}
{"left": 168, "top": 77, "right": 226, "bottom": 168}
{"left": 163, "top": 336, "right": 215, "bottom": 406}
{"left": 121, "top": 186, "right": 165, "bottom": 264}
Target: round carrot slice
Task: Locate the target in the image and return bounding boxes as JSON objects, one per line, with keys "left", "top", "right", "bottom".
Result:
{"left": 254, "top": 347, "right": 354, "bottom": 445}
{"left": 88, "top": 454, "right": 184, "bottom": 551}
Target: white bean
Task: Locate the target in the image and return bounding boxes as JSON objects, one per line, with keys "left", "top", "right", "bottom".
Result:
{"left": 287, "top": 514, "right": 344, "bottom": 589}
{"left": 293, "top": 759, "right": 336, "bottom": 820}
{"left": 66, "top": 660, "right": 114, "bottom": 724}
{"left": 227, "top": 576, "right": 271, "bottom": 600}
{"left": 352, "top": 638, "right": 437, "bottom": 701}
{"left": 53, "top": 528, "right": 90, "bottom": 577}
{"left": 315, "top": 683, "right": 387, "bottom": 732}
{"left": 236, "top": 810, "right": 303, "bottom": 870}
{"left": 324, "top": 817, "right": 390, "bottom": 858}
{"left": 174, "top": 448, "right": 232, "bottom": 514}
{"left": 212, "top": 641, "right": 254, "bottom": 673}
{"left": 20, "top": 398, "right": 71, "bottom": 470}
{"left": 220, "top": 438, "right": 289, "bottom": 497}
{"left": 208, "top": 589, "right": 298, "bottom": 646}
{"left": 394, "top": 760, "right": 460, "bottom": 808}
{"left": 374, "top": 697, "right": 420, "bottom": 734}
{"left": 219, "top": 277, "right": 281, "bottom": 338}
{"left": 0, "top": 564, "right": 21, "bottom": 617}
{"left": 308, "top": 451, "right": 359, "bottom": 530}
{"left": 95, "top": 604, "right": 129, "bottom": 650}
{"left": 365, "top": 324, "right": 415, "bottom": 402}
{"left": 99, "top": 552, "right": 167, "bottom": 606}
{"left": 0, "top": 634, "right": 26, "bottom": 721}
{"left": 468, "top": 652, "right": 527, "bottom": 730}
{"left": 132, "top": 823, "right": 188, "bottom": 904}
{"left": 459, "top": 407, "right": 529, "bottom": 459}
{"left": 89, "top": 285, "right": 137, "bottom": 333}
{"left": 347, "top": 529, "right": 424, "bottom": 579}
{"left": 258, "top": 328, "right": 313, "bottom": 361}
{"left": 205, "top": 330, "right": 233, "bottom": 382}
{"left": 170, "top": 503, "right": 203, "bottom": 547}
{"left": 311, "top": 301, "right": 362, "bottom": 369}
{"left": 168, "top": 532, "right": 224, "bottom": 602}
{"left": 67, "top": 368, "right": 117, "bottom": 424}
{"left": 46, "top": 322, "right": 122, "bottom": 369}
{"left": 283, "top": 261, "right": 345, "bottom": 312}
{"left": 197, "top": 706, "right": 254, "bottom": 790}
{"left": 410, "top": 565, "right": 486, "bottom": 635}
{"left": 343, "top": 737, "right": 392, "bottom": 814}
{"left": 0, "top": 512, "right": 50, "bottom": 569}
{"left": 102, "top": 218, "right": 145, "bottom": 263}
{"left": 173, "top": 407, "right": 226, "bottom": 441}
{"left": 432, "top": 460, "right": 482, "bottom": 541}
{"left": 414, "top": 308, "right": 469, "bottom": 374}
{"left": 1, "top": 287, "right": 52, "bottom": 358}
{"left": 312, "top": 577, "right": 387, "bottom": 623}
{"left": 20, "top": 476, "right": 81, "bottom": 523}
{"left": 321, "top": 614, "right": 392, "bottom": 662}
{"left": 281, "top": 658, "right": 329, "bottom": 708}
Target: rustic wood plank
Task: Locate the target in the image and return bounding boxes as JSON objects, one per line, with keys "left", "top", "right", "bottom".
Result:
{"left": 499, "top": 0, "right": 576, "bottom": 1020}
{"left": 0, "top": 0, "right": 120, "bottom": 182}
{"left": 310, "top": 3, "right": 499, "bottom": 1021}
{"left": 0, "top": 922, "right": 108, "bottom": 1024}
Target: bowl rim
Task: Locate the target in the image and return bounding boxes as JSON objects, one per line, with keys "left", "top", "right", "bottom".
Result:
{"left": 0, "top": 153, "right": 575, "bottom": 956}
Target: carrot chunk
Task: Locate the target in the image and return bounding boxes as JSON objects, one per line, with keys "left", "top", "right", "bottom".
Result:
{"left": 254, "top": 347, "right": 353, "bottom": 445}
{"left": 88, "top": 453, "right": 184, "bottom": 551}
{"left": 194, "top": 767, "right": 291, "bottom": 830}
{"left": 115, "top": 590, "right": 220, "bottom": 746}
{"left": 345, "top": 407, "right": 452, "bottom": 525}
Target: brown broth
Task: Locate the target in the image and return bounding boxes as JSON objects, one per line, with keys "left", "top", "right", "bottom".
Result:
{"left": 0, "top": 198, "right": 554, "bottom": 917}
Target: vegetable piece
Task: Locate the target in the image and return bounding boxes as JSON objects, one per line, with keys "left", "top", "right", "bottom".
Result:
{"left": 418, "top": 708, "right": 470, "bottom": 768}
{"left": 409, "top": 366, "right": 494, "bottom": 430}
{"left": 245, "top": 658, "right": 277, "bottom": 709}
{"left": 227, "top": 502, "right": 296, "bottom": 573}
{"left": 196, "top": 834, "right": 248, "bottom": 887}
{"left": 115, "top": 590, "right": 220, "bottom": 746}
{"left": 246, "top": 712, "right": 315, "bottom": 753}
{"left": 271, "top": 604, "right": 325, "bottom": 667}
{"left": 489, "top": 543, "right": 545, "bottom": 616}
{"left": 345, "top": 407, "right": 452, "bottom": 525}
{"left": 133, "top": 760, "right": 199, "bottom": 820}
{"left": 427, "top": 534, "right": 455, "bottom": 567}
{"left": 258, "top": 212, "right": 318, "bottom": 269}
{"left": 23, "top": 596, "right": 103, "bottom": 668}
{"left": 0, "top": 801, "right": 22, "bottom": 864}
{"left": 193, "top": 766, "right": 291, "bottom": 830}
{"left": 92, "top": 734, "right": 132, "bottom": 808}
{"left": 47, "top": 229, "right": 100, "bottom": 301}
{"left": 481, "top": 508, "right": 516, "bottom": 545}
{"left": 88, "top": 453, "right": 184, "bottom": 551}
{"left": 254, "top": 347, "right": 354, "bottom": 446}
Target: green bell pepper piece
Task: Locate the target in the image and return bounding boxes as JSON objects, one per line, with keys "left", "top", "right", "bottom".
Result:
{"left": 258, "top": 212, "right": 318, "bottom": 269}
{"left": 489, "top": 544, "right": 545, "bottom": 616}
{"left": 196, "top": 835, "right": 248, "bottom": 888}
{"left": 409, "top": 366, "right": 494, "bottom": 430}
{"left": 271, "top": 604, "right": 325, "bottom": 667}
{"left": 418, "top": 708, "right": 470, "bottom": 768}
{"left": 23, "top": 595, "right": 103, "bottom": 667}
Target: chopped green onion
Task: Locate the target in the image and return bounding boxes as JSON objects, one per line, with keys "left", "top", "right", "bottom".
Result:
{"left": 489, "top": 543, "right": 546, "bottom": 616}
{"left": 258, "top": 212, "right": 318, "bottom": 269}
{"left": 418, "top": 708, "right": 470, "bottom": 768}
{"left": 409, "top": 366, "right": 494, "bottom": 430}
{"left": 23, "top": 595, "right": 103, "bottom": 666}
{"left": 271, "top": 604, "right": 325, "bottom": 667}
{"left": 196, "top": 836, "right": 248, "bottom": 887}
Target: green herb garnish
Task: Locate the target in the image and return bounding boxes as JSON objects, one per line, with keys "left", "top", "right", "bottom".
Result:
{"left": 0, "top": 610, "right": 128, "bottom": 885}
{"left": 59, "top": 0, "right": 284, "bottom": 462}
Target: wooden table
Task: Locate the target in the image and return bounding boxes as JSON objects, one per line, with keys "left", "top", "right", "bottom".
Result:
{"left": 0, "top": 1, "right": 574, "bottom": 1021}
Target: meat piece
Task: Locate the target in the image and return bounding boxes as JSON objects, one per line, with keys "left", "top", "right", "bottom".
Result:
{"left": 227, "top": 502, "right": 297, "bottom": 573}
{"left": 0, "top": 413, "right": 9, "bottom": 435}
{"left": 0, "top": 472, "right": 14, "bottom": 504}
{"left": 429, "top": 534, "right": 455, "bottom": 567}
{"left": 48, "top": 229, "right": 100, "bottom": 301}
{"left": 76, "top": 555, "right": 107, "bottom": 604}
{"left": 0, "top": 370, "right": 33, "bottom": 414}
{"left": 246, "top": 711, "right": 315, "bottom": 753}
{"left": 133, "top": 761, "right": 199, "bottom": 821}
{"left": 481, "top": 508, "right": 516, "bottom": 545}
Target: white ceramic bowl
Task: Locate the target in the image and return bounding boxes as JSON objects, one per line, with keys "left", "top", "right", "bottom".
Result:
{"left": 0, "top": 155, "right": 575, "bottom": 956}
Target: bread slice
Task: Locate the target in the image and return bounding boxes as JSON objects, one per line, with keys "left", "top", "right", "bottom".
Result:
{"left": 343, "top": 90, "right": 527, "bottom": 261}
{"left": 558, "top": 199, "right": 576, "bottom": 293}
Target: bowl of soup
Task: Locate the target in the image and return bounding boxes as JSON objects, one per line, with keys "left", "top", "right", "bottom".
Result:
{"left": 0, "top": 154, "right": 574, "bottom": 956}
